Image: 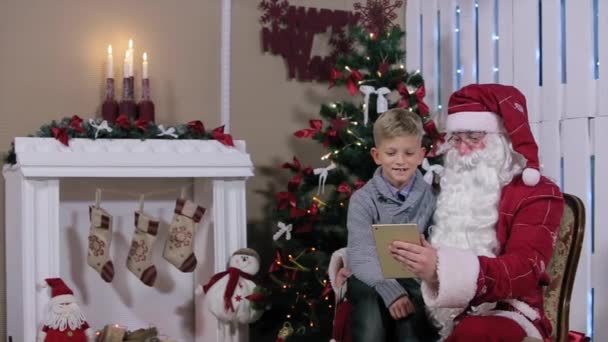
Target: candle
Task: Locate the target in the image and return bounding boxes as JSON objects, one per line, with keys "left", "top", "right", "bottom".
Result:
{"left": 106, "top": 45, "right": 113, "bottom": 79}
{"left": 128, "top": 39, "right": 134, "bottom": 77}
{"left": 123, "top": 50, "right": 130, "bottom": 78}
{"left": 142, "top": 52, "right": 148, "bottom": 79}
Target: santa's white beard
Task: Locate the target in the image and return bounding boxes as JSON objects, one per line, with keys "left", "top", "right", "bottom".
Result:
{"left": 428, "top": 134, "right": 525, "bottom": 340}
{"left": 431, "top": 133, "right": 524, "bottom": 255}
{"left": 46, "top": 302, "right": 86, "bottom": 331}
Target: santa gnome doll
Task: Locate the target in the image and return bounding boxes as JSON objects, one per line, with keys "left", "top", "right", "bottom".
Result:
{"left": 37, "top": 278, "right": 95, "bottom": 342}
{"left": 421, "top": 84, "right": 564, "bottom": 340}
{"left": 197, "top": 248, "right": 264, "bottom": 324}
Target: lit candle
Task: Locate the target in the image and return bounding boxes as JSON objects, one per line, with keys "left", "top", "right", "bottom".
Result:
{"left": 142, "top": 52, "right": 148, "bottom": 79}
{"left": 123, "top": 50, "right": 130, "bottom": 78}
{"left": 128, "top": 39, "right": 134, "bottom": 77}
{"left": 106, "top": 45, "right": 113, "bottom": 79}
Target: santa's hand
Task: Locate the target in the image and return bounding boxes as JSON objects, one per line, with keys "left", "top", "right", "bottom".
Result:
{"left": 389, "top": 295, "right": 415, "bottom": 320}
{"left": 389, "top": 235, "right": 438, "bottom": 284}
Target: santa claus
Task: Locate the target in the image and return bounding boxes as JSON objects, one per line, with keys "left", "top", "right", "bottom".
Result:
{"left": 37, "top": 278, "right": 95, "bottom": 342}
{"left": 389, "top": 84, "right": 564, "bottom": 341}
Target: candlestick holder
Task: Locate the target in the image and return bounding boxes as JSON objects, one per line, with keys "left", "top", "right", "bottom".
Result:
{"left": 119, "top": 76, "right": 136, "bottom": 119}
{"left": 102, "top": 78, "right": 119, "bottom": 123}
{"left": 137, "top": 78, "right": 155, "bottom": 122}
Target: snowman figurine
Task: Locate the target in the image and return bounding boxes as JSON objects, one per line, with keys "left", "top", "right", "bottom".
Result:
{"left": 198, "top": 248, "right": 263, "bottom": 324}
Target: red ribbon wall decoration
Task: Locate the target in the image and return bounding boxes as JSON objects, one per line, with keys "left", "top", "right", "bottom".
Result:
{"left": 259, "top": 0, "right": 359, "bottom": 81}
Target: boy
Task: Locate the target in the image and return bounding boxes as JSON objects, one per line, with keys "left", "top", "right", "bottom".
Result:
{"left": 346, "top": 108, "right": 437, "bottom": 341}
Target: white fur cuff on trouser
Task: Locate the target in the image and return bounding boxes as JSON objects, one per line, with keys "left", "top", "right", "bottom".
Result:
{"left": 328, "top": 248, "right": 348, "bottom": 294}
{"left": 421, "top": 246, "right": 479, "bottom": 308}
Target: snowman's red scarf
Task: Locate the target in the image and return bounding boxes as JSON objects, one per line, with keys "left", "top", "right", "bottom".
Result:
{"left": 203, "top": 267, "right": 256, "bottom": 312}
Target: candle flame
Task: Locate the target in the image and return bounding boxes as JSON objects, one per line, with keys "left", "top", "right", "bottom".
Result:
{"left": 128, "top": 39, "right": 133, "bottom": 49}
{"left": 107, "top": 44, "right": 112, "bottom": 55}
{"left": 125, "top": 50, "right": 130, "bottom": 59}
{"left": 143, "top": 52, "right": 148, "bottom": 61}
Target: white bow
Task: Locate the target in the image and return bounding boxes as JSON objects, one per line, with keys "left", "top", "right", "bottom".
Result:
{"left": 359, "top": 85, "right": 391, "bottom": 125}
{"left": 273, "top": 221, "right": 292, "bottom": 241}
{"left": 422, "top": 158, "right": 444, "bottom": 184}
{"left": 313, "top": 162, "right": 337, "bottom": 195}
{"left": 88, "top": 119, "right": 113, "bottom": 139}
{"left": 157, "top": 125, "right": 178, "bottom": 138}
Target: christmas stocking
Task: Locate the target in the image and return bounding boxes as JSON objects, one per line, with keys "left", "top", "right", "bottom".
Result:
{"left": 163, "top": 198, "right": 206, "bottom": 272}
{"left": 127, "top": 211, "right": 159, "bottom": 287}
{"left": 87, "top": 206, "right": 115, "bottom": 282}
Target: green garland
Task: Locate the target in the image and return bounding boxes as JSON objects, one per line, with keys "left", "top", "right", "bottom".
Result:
{"left": 4, "top": 115, "right": 236, "bottom": 165}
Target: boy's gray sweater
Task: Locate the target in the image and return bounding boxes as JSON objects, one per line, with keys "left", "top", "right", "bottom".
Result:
{"left": 346, "top": 167, "right": 436, "bottom": 307}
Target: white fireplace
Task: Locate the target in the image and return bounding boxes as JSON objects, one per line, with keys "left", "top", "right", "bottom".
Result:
{"left": 3, "top": 137, "right": 254, "bottom": 342}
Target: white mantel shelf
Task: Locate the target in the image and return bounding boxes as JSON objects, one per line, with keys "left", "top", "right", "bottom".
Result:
{"left": 3, "top": 137, "right": 254, "bottom": 342}
{"left": 11, "top": 137, "right": 254, "bottom": 178}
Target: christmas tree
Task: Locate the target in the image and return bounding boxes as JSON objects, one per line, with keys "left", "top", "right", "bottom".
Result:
{"left": 253, "top": 1, "right": 443, "bottom": 340}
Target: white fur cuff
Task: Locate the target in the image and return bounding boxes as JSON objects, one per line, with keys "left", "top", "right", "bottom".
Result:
{"left": 328, "top": 248, "right": 347, "bottom": 294}
{"left": 422, "top": 246, "right": 479, "bottom": 308}
{"left": 37, "top": 331, "right": 46, "bottom": 342}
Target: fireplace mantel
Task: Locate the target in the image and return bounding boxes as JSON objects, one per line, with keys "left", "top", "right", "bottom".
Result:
{"left": 3, "top": 137, "right": 254, "bottom": 342}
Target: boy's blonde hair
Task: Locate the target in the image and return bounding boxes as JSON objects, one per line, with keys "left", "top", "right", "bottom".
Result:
{"left": 373, "top": 108, "right": 424, "bottom": 146}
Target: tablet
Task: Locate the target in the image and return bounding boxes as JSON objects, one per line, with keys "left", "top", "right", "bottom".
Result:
{"left": 371, "top": 223, "right": 421, "bottom": 279}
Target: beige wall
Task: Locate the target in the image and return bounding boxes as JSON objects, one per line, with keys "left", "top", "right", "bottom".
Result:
{"left": 0, "top": 0, "right": 404, "bottom": 339}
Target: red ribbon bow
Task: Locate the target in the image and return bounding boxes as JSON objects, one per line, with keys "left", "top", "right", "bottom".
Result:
{"left": 202, "top": 267, "right": 256, "bottom": 312}
{"left": 187, "top": 120, "right": 206, "bottom": 134}
{"left": 281, "top": 157, "right": 302, "bottom": 171}
{"left": 337, "top": 182, "right": 353, "bottom": 198}
{"left": 211, "top": 126, "right": 235, "bottom": 147}
{"left": 134, "top": 117, "right": 149, "bottom": 132}
{"left": 115, "top": 114, "right": 131, "bottom": 129}
{"left": 276, "top": 192, "right": 297, "bottom": 209}
{"left": 294, "top": 120, "right": 323, "bottom": 138}
{"left": 567, "top": 331, "right": 591, "bottom": 342}
{"left": 398, "top": 83, "right": 430, "bottom": 117}
{"left": 345, "top": 69, "right": 363, "bottom": 96}
{"left": 51, "top": 127, "right": 69, "bottom": 146}
{"left": 69, "top": 115, "right": 84, "bottom": 133}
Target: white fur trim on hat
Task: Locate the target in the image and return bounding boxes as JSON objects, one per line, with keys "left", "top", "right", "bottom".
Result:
{"left": 487, "top": 310, "right": 543, "bottom": 339}
{"left": 49, "top": 294, "right": 75, "bottom": 305}
{"left": 421, "top": 246, "right": 479, "bottom": 308}
{"left": 522, "top": 168, "right": 541, "bottom": 186}
{"left": 446, "top": 111, "right": 503, "bottom": 133}
{"left": 328, "top": 248, "right": 348, "bottom": 294}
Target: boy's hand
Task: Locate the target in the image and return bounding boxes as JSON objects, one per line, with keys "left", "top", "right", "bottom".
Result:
{"left": 336, "top": 267, "right": 352, "bottom": 288}
{"left": 389, "top": 296, "right": 415, "bottom": 320}
{"left": 389, "top": 235, "right": 438, "bottom": 285}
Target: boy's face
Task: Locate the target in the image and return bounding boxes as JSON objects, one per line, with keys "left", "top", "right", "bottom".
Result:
{"left": 371, "top": 135, "right": 425, "bottom": 189}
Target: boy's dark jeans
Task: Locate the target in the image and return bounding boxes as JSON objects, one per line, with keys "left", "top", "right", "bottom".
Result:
{"left": 348, "top": 276, "right": 438, "bottom": 342}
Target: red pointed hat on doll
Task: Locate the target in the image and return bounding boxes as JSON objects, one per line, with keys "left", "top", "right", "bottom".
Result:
{"left": 42, "top": 277, "right": 76, "bottom": 305}
{"left": 446, "top": 83, "right": 541, "bottom": 186}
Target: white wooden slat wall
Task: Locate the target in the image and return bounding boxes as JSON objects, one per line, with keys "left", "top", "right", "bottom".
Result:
{"left": 598, "top": 0, "right": 608, "bottom": 114}
{"left": 409, "top": 0, "right": 604, "bottom": 338}
{"left": 421, "top": 0, "right": 439, "bottom": 111}
{"left": 562, "top": 118, "right": 593, "bottom": 335}
{"left": 406, "top": 0, "right": 421, "bottom": 71}
{"left": 477, "top": 1, "right": 496, "bottom": 84}
{"left": 564, "top": 0, "right": 595, "bottom": 118}
{"left": 512, "top": 1, "right": 540, "bottom": 123}
{"left": 593, "top": 117, "right": 608, "bottom": 342}
{"left": 497, "top": 0, "right": 514, "bottom": 85}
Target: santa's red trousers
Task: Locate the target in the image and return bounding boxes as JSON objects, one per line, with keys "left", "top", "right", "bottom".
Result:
{"left": 445, "top": 315, "right": 527, "bottom": 342}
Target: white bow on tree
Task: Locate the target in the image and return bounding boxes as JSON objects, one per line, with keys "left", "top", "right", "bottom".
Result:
{"left": 422, "top": 158, "right": 444, "bottom": 185}
{"left": 313, "top": 162, "right": 337, "bottom": 195}
{"left": 88, "top": 119, "right": 113, "bottom": 138}
{"left": 273, "top": 221, "right": 292, "bottom": 241}
{"left": 359, "top": 85, "right": 391, "bottom": 125}
{"left": 157, "top": 125, "right": 178, "bottom": 138}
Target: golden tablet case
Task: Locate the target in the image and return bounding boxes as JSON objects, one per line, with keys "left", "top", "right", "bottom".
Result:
{"left": 371, "top": 223, "right": 421, "bottom": 279}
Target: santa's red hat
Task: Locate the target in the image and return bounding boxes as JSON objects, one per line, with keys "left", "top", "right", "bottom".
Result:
{"left": 42, "top": 278, "right": 76, "bottom": 305}
{"left": 446, "top": 84, "right": 541, "bottom": 186}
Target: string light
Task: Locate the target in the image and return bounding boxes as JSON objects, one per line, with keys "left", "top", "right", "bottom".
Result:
{"left": 287, "top": 314, "right": 291, "bottom": 318}
{"left": 377, "top": 71, "right": 382, "bottom": 77}
{"left": 310, "top": 247, "right": 316, "bottom": 252}
{"left": 399, "top": 64, "right": 405, "bottom": 69}
{"left": 321, "top": 152, "right": 331, "bottom": 160}
{"left": 369, "top": 32, "right": 374, "bottom": 39}
{"left": 330, "top": 103, "right": 337, "bottom": 108}
{"left": 312, "top": 196, "right": 327, "bottom": 207}
{"left": 345, "top": 66, "right": 352, "bottom": 72}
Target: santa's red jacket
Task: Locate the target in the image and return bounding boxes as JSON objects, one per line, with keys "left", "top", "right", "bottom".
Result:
{"left": 41, "top": 322, "right": 90, "bottom": 342}
{"left": 422, "top": 175, "right": 564, "bottom": 339}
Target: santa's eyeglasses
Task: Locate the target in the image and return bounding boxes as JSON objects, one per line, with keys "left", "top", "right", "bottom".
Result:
{"left": 447, "top": 131, "right": 487, "bottom": 146}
